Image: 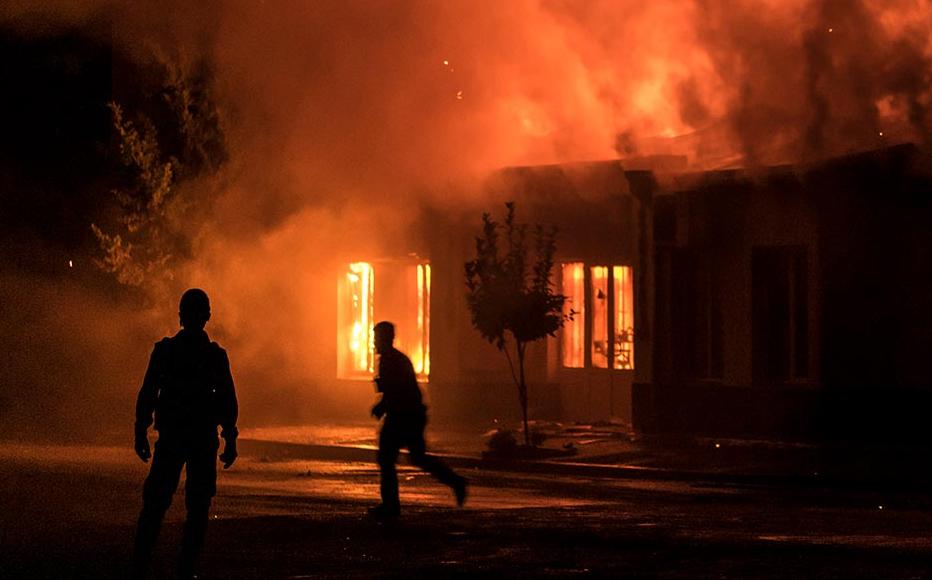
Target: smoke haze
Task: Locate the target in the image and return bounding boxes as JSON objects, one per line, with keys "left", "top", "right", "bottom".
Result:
{"left": 1, "top": 0, "right": 930, "bottom": 437}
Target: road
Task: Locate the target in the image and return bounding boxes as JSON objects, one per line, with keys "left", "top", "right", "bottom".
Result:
{"left": 2, "top": 443, "right": 932, "bottom": 579}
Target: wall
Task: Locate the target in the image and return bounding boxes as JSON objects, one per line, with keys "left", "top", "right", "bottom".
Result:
{"left": 639, "top": 145, "right": 932, "bottom": 441}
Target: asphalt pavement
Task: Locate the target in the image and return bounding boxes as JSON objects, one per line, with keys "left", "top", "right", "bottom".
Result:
{"left": 4, "top": 440, "right": 932, "bottom": 579}
{"left": 239, "top": 421, "right": 932, "bottom": 490}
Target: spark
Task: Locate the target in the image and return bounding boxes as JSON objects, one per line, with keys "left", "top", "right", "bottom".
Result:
{"left": 68, "top": 260, "right": 73, "bottom": 268}
{"left": 456, "top": 90, "right": 464, "bottom": 100}
{"left": 878, "top": 131, "right": 884, "bottom": 136}
{"left": 878, "top": 505, "right": 884, "bottom": 510}
{"left": 828, "top": 27, "right": 833, "bottom": 33}
{"left": 714, "top": 443, "right": 720, "bottom": 448}
{"left": 443, "top": 59, "right": 449, "bottom": 66}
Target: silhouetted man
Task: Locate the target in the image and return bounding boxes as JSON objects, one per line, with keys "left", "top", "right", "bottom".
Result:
{"left": 369, "top": 320, "right": 466, "bottom": 519}
{"left": 132, "top": 288, "right": 239, "bottom": 580}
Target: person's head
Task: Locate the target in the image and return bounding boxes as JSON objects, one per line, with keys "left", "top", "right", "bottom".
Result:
{"left": 179, "top": 288, "right": 211, "bottom": 330}
{"left": 373, "top": 321, "right": 395, "bottom": 354}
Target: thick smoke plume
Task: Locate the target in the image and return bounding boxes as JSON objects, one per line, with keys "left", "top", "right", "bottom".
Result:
{"left": 1, "top": 0, "right": 930, "bottom": 435}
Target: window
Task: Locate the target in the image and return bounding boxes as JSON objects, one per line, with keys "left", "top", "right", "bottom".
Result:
{"left": 752, "top": 246, "right": 808, "bottom": 383}
{"left": 672, "top": 250, "right": 723, "bottom": 380}
{"left": 560, "top": 262, "right": 635, "bottom": 370}
{"left": 591, "top": 266, "right": 610, "bottom": 368}
{"left": 560, "top": 263, "right": 585, "bottom": 368}
{"left": 338, "top": 262, "right": 374, "bottom": 376}
{"left": 337, "top": 260, "right": 430, "bottom": 380}
{"left": 613, "top": 265, "right": 635, "bottom": 370}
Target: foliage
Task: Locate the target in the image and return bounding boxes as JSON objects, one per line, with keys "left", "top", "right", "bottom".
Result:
{"left": 465, "top": 202, "right": 570, "bottom": 445}
{"left": 91, "top": 57, "right": 226, "bottom": 289}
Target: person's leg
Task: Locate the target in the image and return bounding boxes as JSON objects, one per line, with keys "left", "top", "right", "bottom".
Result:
{"left": 376, "top": 419, "right": 402, "bottom": 514}
{"left": 178, "top": 437, "right": 219, "bottom": 580}
{"left": 407, "top": 418, "right": 468, "bottom": 506}
{"left": 132, "top": 436, "right": 185, "bottom": 579}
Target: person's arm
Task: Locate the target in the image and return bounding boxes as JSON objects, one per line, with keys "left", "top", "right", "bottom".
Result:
{"left": 134, "top": 343, "right": 164, "bottom": 462}
{"left": 215, "top": 348, "right": 239, "bottom": 468}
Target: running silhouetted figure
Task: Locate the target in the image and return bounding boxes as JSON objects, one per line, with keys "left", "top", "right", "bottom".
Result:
{"left": 131, "top": 289, "right": 239, "bottom": 580}
{"left": 369, "top": 320, "right": 466, "bottom": 519}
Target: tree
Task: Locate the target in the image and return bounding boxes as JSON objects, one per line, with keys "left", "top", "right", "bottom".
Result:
{"left": 465, "top": 202, "right": 570, "bottom": 446}
{"left": 92, "top": 56, "right": 226, "bottom": 290}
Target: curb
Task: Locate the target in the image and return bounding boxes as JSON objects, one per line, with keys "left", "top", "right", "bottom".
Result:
{"left": 239, "top": 438, "right": 930, "bottom": 491}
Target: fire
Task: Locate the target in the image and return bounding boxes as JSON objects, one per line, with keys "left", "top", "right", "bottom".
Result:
{"left": 560, "top": 263, "right": 634, "bottom": 370}
{"left": 561, "top": 263, "right": 585, "bottom": 368}
{"left": 342, "top": 262, "right": 374, "bottom": 375}
{"left": 411, "top": 263, "right": 431, "bottom": 376}
{"left": 338, "top": 260, "right": 431, "bottom": 381}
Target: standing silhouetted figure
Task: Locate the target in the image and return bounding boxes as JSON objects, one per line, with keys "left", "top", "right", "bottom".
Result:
{"left": 132, "top": 288, "right": 239, "bottom": 580}
{"left": 369, "top": 320, "right": 466, "bottom": 519}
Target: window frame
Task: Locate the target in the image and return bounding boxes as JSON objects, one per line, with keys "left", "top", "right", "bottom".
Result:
{"left": 559, "top": 261, "right": 635, "bottom": 371}
{"left": 337, "top": 259, "right": 431, "bottom": 382}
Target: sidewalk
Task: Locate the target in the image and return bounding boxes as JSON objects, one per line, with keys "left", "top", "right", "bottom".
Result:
{"left": 239, "top": 421, "right": 932, "bottom": 490}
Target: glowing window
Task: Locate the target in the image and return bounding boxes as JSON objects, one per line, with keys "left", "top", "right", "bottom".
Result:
{"left": 591, "top": 266, "right": 610, "bottom": 368}
{"left": 337, "top": 260, "right": 430, "bottom": 381}
{"left": 560, "top": 262, "right": 635, "bottom": 370}
{"left": 613, "top": 266, "right": 635, "bottom": 370}
{"left": 561, "top": 263, "right": 585, "bottom": 368}
{"left": 338, "top": 262, "right": 374, "bottom": 377}
{"left": 397, "top": 263, "right": 429, "bottom": 378}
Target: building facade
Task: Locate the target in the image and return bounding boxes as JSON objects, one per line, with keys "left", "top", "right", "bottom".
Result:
{"left": 332, "top": 144, "right": 932, "bottom": 440}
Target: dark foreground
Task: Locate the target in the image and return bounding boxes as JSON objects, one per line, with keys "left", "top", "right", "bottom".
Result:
{"left": 2, "top": 444, "right": 932, "bottom": 579}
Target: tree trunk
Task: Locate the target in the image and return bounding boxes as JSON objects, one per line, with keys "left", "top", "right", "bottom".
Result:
{"left": 517, "top": 341, "right": 530, "bottom": 447}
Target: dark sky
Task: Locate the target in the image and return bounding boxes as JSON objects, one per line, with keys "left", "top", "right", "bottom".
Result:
{"left": 0, "top": 26, "right": 112, "bottom": 264}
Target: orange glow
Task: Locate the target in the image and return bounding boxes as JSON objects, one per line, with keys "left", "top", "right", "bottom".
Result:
{"left": 338, "top": 260, "right": 430, "bottom": 381}
{"left": 561, "top": 262, "right": 584, "bottom": 368}
{"left": 338, "top": 262, "right": 374, "bottom": 377}
{"left": 423, "top": 263, "right": 431, "bottom": 377}
{"left": 591, "top": 266, "right": 609, "bottom": 369}
{"left": 563, "top": 263, "right": 635, "bottom": 370}
{"left": 411, "top": 263, "right": 431, "bottom": 377}
{"left": 613, "top": 265, "right": 635, "bottom": 370}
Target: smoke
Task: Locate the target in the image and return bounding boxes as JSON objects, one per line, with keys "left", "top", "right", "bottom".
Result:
{"left": 0, "top": 268, "right": 168, "bottom": 442}
{"left": 1, "top": 0, "right": 930, "bottom": 435}
{"left": 5, "top": 0, "right": 931, "bottom": 173}
{"left": 695, "top": 0, "right": 932, "bottom": 164}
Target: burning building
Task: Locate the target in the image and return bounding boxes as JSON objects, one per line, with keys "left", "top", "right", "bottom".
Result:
{"left": 2, "top": 0, "right": 932, "bottom": 443}
{"left": 327, "top": 161, "right": 650, "bottom": 422}
{"left": 330, "top": 143, "right": 931, "bottom": 441}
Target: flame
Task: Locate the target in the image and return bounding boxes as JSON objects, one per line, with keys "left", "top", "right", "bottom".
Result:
{"left": 561, "top": 262, "right": 585, "bottom": 368}
{"left": 346, "top": 262, "right": 373, "bottom": 374}
{"left": 339, "top": 260, "right": 430, "bottom": 380}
